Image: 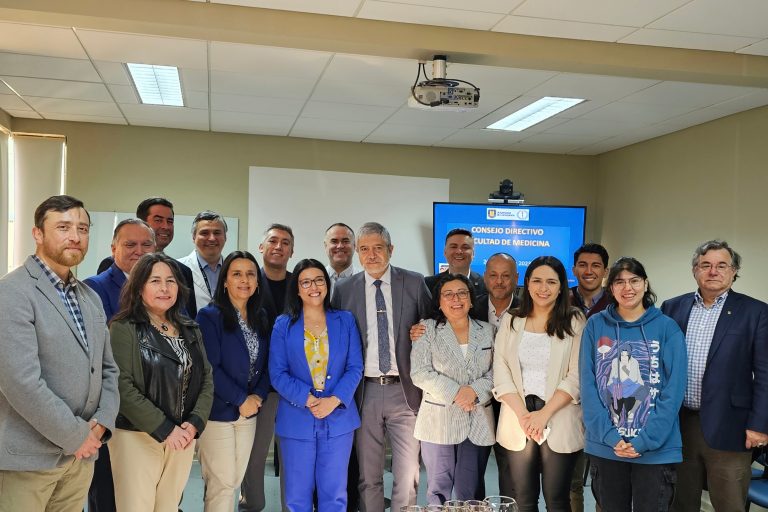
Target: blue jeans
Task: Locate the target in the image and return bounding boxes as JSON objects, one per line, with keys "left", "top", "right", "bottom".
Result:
{"left": 589, "top": 455, "right": 676, "bottom": 512}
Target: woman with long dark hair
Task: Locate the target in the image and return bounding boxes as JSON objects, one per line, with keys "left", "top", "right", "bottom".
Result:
{"left": 269, "top": 258, "right": 363, "bottom": 511}
{"left": 580, "top": 257, "right": 686, "bottom": 512}
{"left": 493, "top": 255, "right": 584, "bottom": 512}
{"left": 196, "top": 251, "right": 271, "bottom": 512}
{"left": 410, "top": 273, "right": 496, "bottom": 504}
{"left": 109, "top": 253, "right": 213, "bottom": 511}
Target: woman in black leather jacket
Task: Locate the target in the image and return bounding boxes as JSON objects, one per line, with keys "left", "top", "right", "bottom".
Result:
{"left": 109, "top": 252, "right": 213, "bottom": 511}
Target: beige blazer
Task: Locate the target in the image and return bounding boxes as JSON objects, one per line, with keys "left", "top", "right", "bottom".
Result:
{"left": 411, "top": 319, "right": 496, "bottom": 446}
{"left": 492, "top": 314, "right": 584, "bottom": 453}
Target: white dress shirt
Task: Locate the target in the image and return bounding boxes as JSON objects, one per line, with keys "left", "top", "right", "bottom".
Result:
{"left": 487, "top": 296, "right": 515, "bottom": 329}
{"left": 364, "top": 266, "right": 398, "bottom": 377}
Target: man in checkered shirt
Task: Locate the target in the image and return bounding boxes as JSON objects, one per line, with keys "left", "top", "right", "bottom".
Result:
{"left": 661, "top": 240, "right": 768, "bottom": 512}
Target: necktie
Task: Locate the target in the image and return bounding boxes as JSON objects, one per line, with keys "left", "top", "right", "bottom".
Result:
{"left": 374, "top": 279, "right": 391, "bottom": 374}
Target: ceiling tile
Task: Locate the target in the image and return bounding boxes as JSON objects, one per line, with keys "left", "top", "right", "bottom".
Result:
{"left": 211, "top": 110, "right": 295, "bottom": 136}
{"left": 181, "top": 69, "right": 209, "bottom": 92}
{"left": 0, "top": 76, "right": 113, "bottom": 102}
{"left": 120, "top": 104, "right": 210, "bottom": 130}
{"left": 364, "top": 123, "right": 457, "bottom": 145}
{"left": 0, "top": 94, "right": 32, "bottom": 111}
{"left": 445, "top": 64, "right": 556, "bottom": 95}
{"left": 211, "top": 70, "right": 316, "bottom": 99}
{"left": 544, "top": 118, "right": 646, "bottom": 138}
{"left": 301, "top": 101, "right": 397, "bottom": 123}
{"left": 0, "top": 53, "right": 100, "bottom": 82}
{"left": 513, "top": 0, "right": 690, "bottom": 27}
{"left": 40, "top": 112, "right": 127, "bottom": 125}
{"left": 0, "top": 22, "right": 86, "bottom": 59}
{"left": 209, "top": 0, "right": 363, "bottom": 16}
{"left": 291, "top": 117, "right": 379, "bottom": 142}
{"left": 358, "top": 1, "right": 506, "bottom": 31}
{"left": 106, "top": 84, "right": 139, "bottom": 104}
{"left": 493, "top": 16, "right": 636, "bottom": 42}
{"left": 77, "top": 30, "right": 207, "bottom": 69}
{"left": 385, "top": 105, "right": 490, "bottom": 128}
{"left": 709, "top": 89, "right": 768, "bottom": 113}
{"left": 436, "top": 128, "right": 528, "bottom": 149}
{"left": 212, "top": 93, "right": 306, "bottom": 116}
{"left": 619, "top": 28, "right": 760, "bottom": 52}
{"left": 655, "top": 107, "right": 733, "bottom": 130}
{"left": 210, "top": 42, "right": 331, "bottom": 77}
{"left": 648, "top": 0, "right": 768, "bottom": 38}
{"left": 621, "top": 81, "right": 762, "bottom": 108}
{"left": 4, "top": 109, "right": 42, "bottom": 119}
{"left": 737, "top": 38, "right": 768, "bottom": 56}
{"left": 93, "top": 61, "right": 131, "bottom": 85}
{"left": 580, "top": 101, "right": 697, "bottom": 124}
{"left": 321, "top": 54, "right": 415, "bottom": 86}
{"left": 185, "top": 91, "right": 209, "bottom": 109}
{"left": 311, "top": 79, "right": 407, "bottom": 107}
{"left": 525, "top": 73, "right": 660, "bottom": 104}
{"left": 371, "top": 0, "right": 524, "bottom": 14}
{"left": 26, "top": 97, "right": 122, "bottom": 117}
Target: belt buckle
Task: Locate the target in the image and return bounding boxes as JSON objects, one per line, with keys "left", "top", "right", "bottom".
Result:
{"left": 379, "top": 375, "right": 389, "bottom": 385}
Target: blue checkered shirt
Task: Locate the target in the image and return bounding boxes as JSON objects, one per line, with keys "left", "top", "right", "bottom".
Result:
{"left": 32, "top": 255, "right": 88, "bottom": 348}
{"left": 684, "top": 290, "right": 728, "bottom": 409}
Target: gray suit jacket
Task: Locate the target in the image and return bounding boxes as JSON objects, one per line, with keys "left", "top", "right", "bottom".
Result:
{"left": 411, "top": 319, "right": 496, "bottom": 446}
{"left": 0, "top": 257, "right": 120, "bottom": 470}
{"left": 331, "top": 265, "right": 431, "bottom": 411}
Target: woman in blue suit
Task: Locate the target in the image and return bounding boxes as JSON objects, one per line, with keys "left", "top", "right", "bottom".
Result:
{"left": 269, "top": 258, "right": 364, "bottom": 512}
{"left": 196, "top": 251, "right": 271, "bottom": 512}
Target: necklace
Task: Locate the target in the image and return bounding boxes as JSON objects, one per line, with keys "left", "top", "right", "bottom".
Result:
{"left": 147, "top": 312, "right": 173, "bottom": 334}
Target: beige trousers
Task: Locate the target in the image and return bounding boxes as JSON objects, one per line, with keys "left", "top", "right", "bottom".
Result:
{"left": 198, "top": 416, "right": 257, "bottom": 512}
{"left": 109, "top": 428, "right": 195, "bottom": 512}
{"left": 0, "top": 458, "right": 93, "bottom": 512}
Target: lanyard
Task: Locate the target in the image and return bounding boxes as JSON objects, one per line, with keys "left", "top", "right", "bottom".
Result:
{"left": 197, "top": 259, "right": 214, "bottom": 297}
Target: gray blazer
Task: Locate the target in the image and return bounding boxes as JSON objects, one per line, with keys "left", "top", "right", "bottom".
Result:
{"left": 331, "top": 265, "right": 431, "bottom": 411}
{"left": 411, "top": 319, "right": 496, "bottom": 446}
{"left": 0, "top": 257, "right": 120, "bottom": 470}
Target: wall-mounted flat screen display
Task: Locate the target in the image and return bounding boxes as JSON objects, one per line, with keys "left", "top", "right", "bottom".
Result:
{"left": 433, "top": 202, "right": 587, "bottom": 286}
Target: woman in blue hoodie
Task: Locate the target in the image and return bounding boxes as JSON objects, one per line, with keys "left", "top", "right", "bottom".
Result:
{"left": 580, "top": 257, "right": 686, "bottom": 512}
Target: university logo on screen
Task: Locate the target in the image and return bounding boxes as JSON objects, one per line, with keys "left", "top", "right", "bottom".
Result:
{"left": 486, "top": 208, "right": 530, "bottom": 221}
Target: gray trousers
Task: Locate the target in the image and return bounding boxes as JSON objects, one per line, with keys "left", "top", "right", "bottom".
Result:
{"left": 357, "top": 381, "right": 420, "bottom": 512}
{"left": 239, "top": 391, "right": 285, "bottom": 512}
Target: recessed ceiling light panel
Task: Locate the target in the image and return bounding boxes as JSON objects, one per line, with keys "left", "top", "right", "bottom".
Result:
{"left": 486, "top": 96, "right": 585, "bottom": 132}
{"left": 126, "top": 63, "right": 184, "bottom": 107}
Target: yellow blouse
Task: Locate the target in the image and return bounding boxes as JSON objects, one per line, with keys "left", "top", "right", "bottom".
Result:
{"left": 304, "top": 328, "right": 329, "bottom": 391}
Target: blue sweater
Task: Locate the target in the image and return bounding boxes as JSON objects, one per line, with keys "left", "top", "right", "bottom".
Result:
{"left": 579, "top": 305, "right": 687, "bottom": 464}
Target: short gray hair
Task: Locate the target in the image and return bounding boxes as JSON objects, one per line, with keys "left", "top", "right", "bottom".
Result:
{"left": 357, "top": 222, "right": 392, "bottom": 246}
{"left": 112, "top": 218, "right": 155, "bottom": 245}
{"left": 691, "top": 239, "right": 741, "bottom": 281}
{"left": 191, "top": 210, "right": 228, "bottom": 235}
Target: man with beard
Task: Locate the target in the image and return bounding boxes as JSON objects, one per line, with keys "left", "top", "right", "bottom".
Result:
{"left": 324, "top": 222, "right": 359, "bottom": 297}
{"left": 97, "top": 197, "right": 196, "bottom": 315}
{"left": 240, "top": 223, "right": 295, "bottom": 512}
{"left": 0, "top": 195, "right": 119, "bottom": 511}
{"left": 178, "top": 210, "right": 228, "bottom": 312}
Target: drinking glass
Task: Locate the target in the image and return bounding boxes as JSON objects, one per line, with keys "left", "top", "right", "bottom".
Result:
{"left": 484, "top": 495, "right": 518, "bottom": 512}
{"left": 399, "top": 506, "right": 423, "bottom": 512}
{"left": 444, "top": 500, "right": 467, "bottom": 512}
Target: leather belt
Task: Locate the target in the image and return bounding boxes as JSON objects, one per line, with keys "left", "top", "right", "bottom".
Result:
{"left": 365, "top": 375, "right": 400, "bottom": 385}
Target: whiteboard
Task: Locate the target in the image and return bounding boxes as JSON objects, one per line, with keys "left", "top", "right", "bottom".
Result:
{"left": 77, "top": 211, "right": 239, "bottom": 279}
{"left": 248, "top": 167, "right": 449, "bottom": 276}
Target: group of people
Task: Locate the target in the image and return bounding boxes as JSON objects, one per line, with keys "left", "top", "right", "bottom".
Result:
{"left": 0, "top": 194, "right": 766, "bottom": 512}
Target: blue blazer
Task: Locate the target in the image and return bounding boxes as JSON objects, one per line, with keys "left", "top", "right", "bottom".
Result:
{"left": 196, "top": 304, "right": 271, "bottom": 422}
{"left": 269, "top": 309, "right": 363, "bottom": 440}
{"left": 661, "top": 290, "right": 768, "bottom": 451}
{"left": 83, "top": 263, "right": 126, "bottom": 320}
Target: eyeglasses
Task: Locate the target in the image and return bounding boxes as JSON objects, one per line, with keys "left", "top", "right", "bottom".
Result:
{"left": 611, "top": 277, "right": 644, "bottom": 289}
{"left": 441, "top": 289, "right": 470, "bottom": 301}
{"left": 299, "top": 277, "right": 326, "bottom": 289}
{"left": 696, "top": 262, "right": 733, "bottom": 273}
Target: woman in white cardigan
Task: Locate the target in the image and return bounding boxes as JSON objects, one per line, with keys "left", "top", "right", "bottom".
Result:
{"left": 493, "top": 256, "right": 585, "bottom": 512}
{"left": 411, "top": 273, "right": 496, "bottom": 505}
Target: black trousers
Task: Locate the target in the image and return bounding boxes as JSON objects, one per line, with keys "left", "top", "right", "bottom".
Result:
{"left": 589, "top": 455, "right": 676, "bottom": 512}
{"left": 87, "top": 444, "right": 115, "bottom": 512}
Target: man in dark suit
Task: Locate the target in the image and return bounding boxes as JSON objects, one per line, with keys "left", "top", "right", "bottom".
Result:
{"left": 240, "top": 223, "right": 294, "bottom": 512}
{"left": 661, "top": 240, "right": 768, "bottom": 512}
{"left": 97, "top": 197, "right": 196, "bottom": 315}
{"left": 83, "top": 218, "right": 155, "bottom": 512}
{"left": 425, "top": 228, "right": 486, "bottom": 297}
{"left": 332, "top": 222, "right": 431, "bottom": 512}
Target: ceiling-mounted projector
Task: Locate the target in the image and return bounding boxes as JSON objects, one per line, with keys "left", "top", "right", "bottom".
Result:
{"left": 408, "top": 55, "right": 480, "bottom": 111}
